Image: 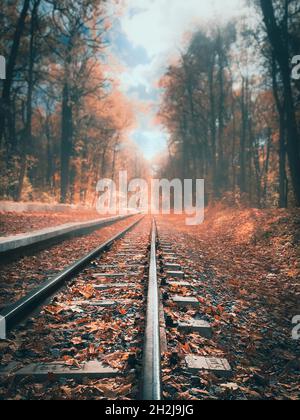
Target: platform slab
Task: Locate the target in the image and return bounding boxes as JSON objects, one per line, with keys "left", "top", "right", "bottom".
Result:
{"left": 118, "top": 253, "right": 144, "bottom": 258}
{"left": 172, "top": 296, "right": 199, "bottom": 308}
{"left": 94, "top": 283, "right": 134, "bottom": 290}
{"left": 167, "top": 281, "right": 191, "bottom": 288}
{"left": 164, "top": 258, "right": 179, "bottom": 265}
{"left": 97, "top": 265, "right": 118, "bottom": 269}
{"left": 166, "top": 271, "right": 185, "bottom": 279}
{"left": 10, "top": 361, "right": 118, "bottom": 379}
{"left": 178, "top": 320, "right": 212, "bottom": 338}
{"left": 93, "top": 273, "right": 139, "bottom": 278}
{"left": 0, "top": 363, "right": 21, "bottom": 375}
{"left": 0, "top": 215, "right": 129, "bottom": 255}
{"left": 185, "top": 356, "right": 232, "bottom": 378}
{"left": 165, "top": 263, "right": 182, "bottom": 271}
{"left": 73, "top": 300, "right": 117, "bottom": 308}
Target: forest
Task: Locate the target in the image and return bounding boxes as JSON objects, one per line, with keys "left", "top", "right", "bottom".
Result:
{"left": 0, "top": 0, "right": 299, "bottom": 209}
{"left": 0, "top": 0, "right": 149, "bottom": 205}
{"left": 0, "top": 0, "right": 300, "bottom": 403}
{"left": 157, "top": 0, "right": 300, "bottom": 208}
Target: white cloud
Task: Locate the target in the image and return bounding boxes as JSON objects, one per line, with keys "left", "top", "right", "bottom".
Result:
{"left": 115, "top": 0, "right": 247, "bottom": 158}
{"left": 122, "top": 0, "right": 245, "bottom": 58}
{"left": 134, "top": 129, "right": 168, "bottom": 160}
{"left": 119, "top": 62, "right": 153, "bottom": 92}
{"left": 119, "top": 0, "right": 247, "bottom": 96}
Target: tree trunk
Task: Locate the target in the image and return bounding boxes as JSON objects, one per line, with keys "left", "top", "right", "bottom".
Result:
{"left": 271, "top": 54, "right": 288, "bottom": 208}
{"left": 0, "top": 0, "right": 30, "bottom": 145}
{"left": 16, "top": 0, "right": 41, "bottom": 201}
{"left": 260, "top": 0, "right": 300, "bottom": 206}
{"left": 279, "top": 124, "right": 288, "bottom": 208}
{"left": 217, "top": 40, "right": 227, "bottom": 193}
{"left": 45, "top": 114, "right": 54, "bottom": 190}
{"left": 60, "top": 83, "right": 73, "bottom": 203}
{"left": 239, "top": 77, "right": 248, "bottom": 194}
{"left": 263, "top": 130, "right": 272, "bottom": 206}
{"left": 254, "top": 145, "right": 262, "bottom": 208}
{"left": 208, "top": 63, "right": 218, "bottom": 197}
{"left": 231, "top": 89, "right": 237, "bottom": 194}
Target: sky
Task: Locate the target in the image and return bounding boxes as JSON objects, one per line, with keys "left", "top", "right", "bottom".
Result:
{"left": 108, "top": 0, "right": 247, "bottom": 160}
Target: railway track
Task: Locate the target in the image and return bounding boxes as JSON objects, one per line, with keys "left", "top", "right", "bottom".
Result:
{"left": 0, "top": 216, "right": 162, "bottom": 400}
{"left": 1, "top": 217, "right": 144, "bottom": 332}
{"left": 0, "top": 215, "right": 141, "bottom": 311}
{"left": 0, "top": 215, "right": 232, "bottom": 401}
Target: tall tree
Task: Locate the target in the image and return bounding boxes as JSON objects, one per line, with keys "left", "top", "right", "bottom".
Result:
{"left": 0, "top": 0, "right": 30, "bottom": 145}
{"left": 260, "top": 0, "right": 300, "bottom": 205}
{"left": 48, "top": 0, "right": 107, "bottom": 202}
{"left": 16, "top": 0, "right": 41, "bottom": 201}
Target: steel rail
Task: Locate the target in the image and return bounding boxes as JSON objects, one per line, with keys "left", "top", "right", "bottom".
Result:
{"left": 1, "top": 216, "right": 144, "bottom": 333}
{"left": 142, "top": 218, "right": 162, "bottom": 400}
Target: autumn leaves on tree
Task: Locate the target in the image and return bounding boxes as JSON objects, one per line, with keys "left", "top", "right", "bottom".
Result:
{"left": 157, "top": 0, "right": 300, "bottom": 208}
{"left": 0, "top": 0, "right": 148, "bottom": 204}
{"left": 0, "top": 0, "right": 299, "bottom": 209}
